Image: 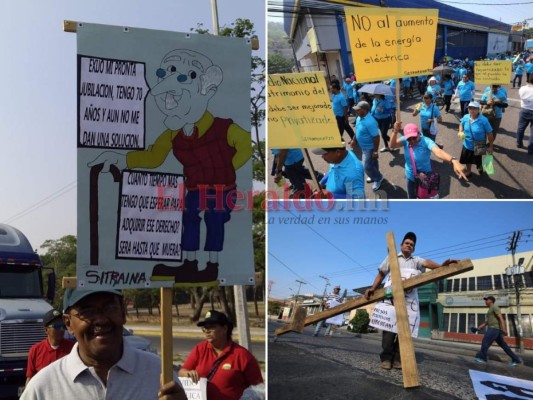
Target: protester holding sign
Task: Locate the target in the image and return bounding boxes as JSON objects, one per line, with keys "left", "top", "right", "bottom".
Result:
{"left": 179, "top": 310, "right": 263, "bottom": 400}
{"left": 480, "top": 85, "right": 508, "bottom": 141}
{"left": 388, "top": 122, "right": 467, "bottom": 199}
{"left": 21, "top": 289, "right": 186, "bottom": 400}
{"left": 364, "top": 232, "right": 457, "bottom": 370}
{"left": 458, "top": 101, "right": 494, "bottom": 177}
{"left": 311, "top": 146, "right": 365, "bottom": 199}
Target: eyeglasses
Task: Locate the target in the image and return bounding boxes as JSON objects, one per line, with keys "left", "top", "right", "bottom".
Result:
{"left": 47, "top": 322, "right": 66, "bottom": 330}
{"left": 69, "top": 303, "right": 122, "bottom": 321}
{"left": 201, "top": 326, "right": 219, "bottom": 333}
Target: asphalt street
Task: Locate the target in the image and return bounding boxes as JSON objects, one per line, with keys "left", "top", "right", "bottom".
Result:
{"left": 267, "top": 83, "right": 533, "bottom": 199}
{"left": 268, "top": 319, "right": 533, "bottom": 400}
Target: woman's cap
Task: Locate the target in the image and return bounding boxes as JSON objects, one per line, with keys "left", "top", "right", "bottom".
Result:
{"left": 468, "top": 101, "right": 480, "bottom": 108}
{"left": 403, "top": 123, "right": 419, "bottom": 139}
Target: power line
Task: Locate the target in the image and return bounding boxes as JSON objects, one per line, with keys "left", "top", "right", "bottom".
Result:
{"left": 268, "top": 251, "right": 320, "bottom": 291}
{"left": 2, "top": 180, "right": 77, "bottom": 225}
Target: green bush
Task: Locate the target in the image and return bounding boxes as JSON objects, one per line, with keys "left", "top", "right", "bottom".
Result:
{"left": 348, "top": 310, "right": 370, "bottom": 333}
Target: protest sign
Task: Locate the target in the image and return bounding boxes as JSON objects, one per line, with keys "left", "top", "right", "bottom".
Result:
{"left": 469, "top": 370, "right": 533, "bottom": 400}
{"left": 268, "top": 72, "right": 343, "bottom": 148}
{"left": 474, "top": 60, "right": 512, "bottom": 85}
{"left": 178, "top": 377, "right": 208, "bottom": 400}
{"left": 76, "top": 23, "right": 254, "bottom": 289}
{"left": 345, "top": 7, "right": 438, "bottom": 82}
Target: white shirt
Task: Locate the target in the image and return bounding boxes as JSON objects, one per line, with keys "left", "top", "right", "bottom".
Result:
{"left": 519, "top": 84, "right": 533, "bottom": 110}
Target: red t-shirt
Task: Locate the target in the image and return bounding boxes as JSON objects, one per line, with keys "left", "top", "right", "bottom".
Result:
{"left": 182, "top": 340, "right": 263, "bottom": 400}
{"left": 26, "top": 338, "right": 75, "bottom": 378}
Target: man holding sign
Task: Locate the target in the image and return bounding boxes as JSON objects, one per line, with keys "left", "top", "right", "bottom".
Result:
{"left": 364, "top": 232, "right": 457, "bottom": 370}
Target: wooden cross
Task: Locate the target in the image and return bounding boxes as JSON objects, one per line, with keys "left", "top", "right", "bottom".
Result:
{"left": 274, "top": 232, "right": 474, "bottom": 389}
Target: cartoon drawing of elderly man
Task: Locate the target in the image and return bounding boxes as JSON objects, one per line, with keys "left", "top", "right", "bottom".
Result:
{"left": 89, "top": 49, "right": 252, "bottom": 285}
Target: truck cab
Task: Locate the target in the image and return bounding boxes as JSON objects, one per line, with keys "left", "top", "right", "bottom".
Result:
{"left": 0, "top": 224, "right": 54, "bottom": 398}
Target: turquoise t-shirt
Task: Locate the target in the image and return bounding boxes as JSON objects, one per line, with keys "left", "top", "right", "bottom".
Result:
{"left": 401, "top": 136, "right": 436, "bottom": 181}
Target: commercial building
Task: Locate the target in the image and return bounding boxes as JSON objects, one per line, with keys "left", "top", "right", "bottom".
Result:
{"left": 281, "top": 0, "right": 512, "bottom": 80}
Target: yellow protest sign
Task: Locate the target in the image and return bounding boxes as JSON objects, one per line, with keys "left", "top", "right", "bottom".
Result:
{"left": 268, "top": 72, "right": 343, "bottom": 149}
{"left": 474, "top": 60, "right": 512, "bottom": 85}
{"left": 345, "top": 7, "right": 438, "bottom": 82}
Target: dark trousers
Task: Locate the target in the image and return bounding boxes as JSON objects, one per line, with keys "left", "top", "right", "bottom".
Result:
{"left": 476, "top": 327, "right": 521, "bottom": 363}
{"left": 460, "top": 100, "right": 470, "bottom": 117}
{"left": 284, "top": 158, "right": 308, "bottom": 192}
{"left": 380, "top": 331, "right": 400, "bottom": 363}
{"left": 513, "top": 74, "right": 522, "bottom": 88}
{"left": 516, "top": 108, "right": 533, "bottom": 152}
{"left": 444, "top": 95, "right": 452, "bottom": 112}
{"left": 335, "top": 116, "right": 355, "bottom": 140}
{"left": 376, "top": 116, "right": 391, "bottom": 147}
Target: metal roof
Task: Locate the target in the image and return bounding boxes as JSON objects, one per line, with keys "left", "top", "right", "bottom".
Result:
{"left": 281, "top": 0, "right": 512, "bottom": 39}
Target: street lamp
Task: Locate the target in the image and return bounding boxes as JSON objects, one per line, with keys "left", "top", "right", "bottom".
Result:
{"left": 505, "top": 257, "right": 526, "bottom": 353}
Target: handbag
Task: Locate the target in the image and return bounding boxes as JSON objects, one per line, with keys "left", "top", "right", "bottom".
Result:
{"left": 408, "top": 146, "right": 440, "bottom": 199}
{"left": 469, "top": 120, "right": 487, "bottom": 156}
{"left": 481, "top": 92, "right": 496, "bottom": 118}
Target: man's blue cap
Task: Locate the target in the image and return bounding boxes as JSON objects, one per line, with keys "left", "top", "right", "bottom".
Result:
{"left": 63, "top": 288, "right": 122, "bottom": 312}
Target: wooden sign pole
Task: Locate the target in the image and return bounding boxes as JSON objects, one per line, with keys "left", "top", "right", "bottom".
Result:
{"left": 160, "top": 287, "right": 174, "bottom": 384}
{"left": 386, "top": 232, "right": 419, "bottom": 388}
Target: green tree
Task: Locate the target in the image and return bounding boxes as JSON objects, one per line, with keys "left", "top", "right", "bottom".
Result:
{"left": 268, "top": 53, "right": 294, "bottom": 74}
{"left": 349, "top": 310, "right": 370, "bottom": 333}
{"left": 40, "top": 235, "right": 77, "bottom": 310}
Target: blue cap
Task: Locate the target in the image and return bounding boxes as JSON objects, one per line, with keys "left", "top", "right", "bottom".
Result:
{"left": 63, "top": 288, "right": 122, "bottom": 312}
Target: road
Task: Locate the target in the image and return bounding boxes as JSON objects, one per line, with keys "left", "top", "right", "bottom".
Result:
{"left": 145, "top": 335, "right": 266, "bottom": 364}
{"left": 267, "top": 83, "right": 533, "bottom": 199}
{"left": 268, "top": 320, "right": 533, "bottom": 400}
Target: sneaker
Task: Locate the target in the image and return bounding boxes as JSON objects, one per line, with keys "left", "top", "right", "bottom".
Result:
{"left": 379, "top": 147, "right": 390, "bottom": 152}
{"left": 380, "top": 361, "right": 392, "bottom": 370}
{"left": 372, "top": 177, "right": 384, "bottom": 191}
{"left": 366, "top": 177, "right": 373, "bottom": 184}
{"left": 392, "top": 361, "right": 402, "bottom": 369}
{"left": 474, "top": 357, "right": 487, "bottom": 363}
{"left": 509, "top": 360, "right": 522, "bottom": 366}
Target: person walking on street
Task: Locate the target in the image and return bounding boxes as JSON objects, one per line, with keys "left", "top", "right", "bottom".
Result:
{"left": 480, "top": 84, "right": 508, "bottom": 141}
{"left": 371, "top": 94, "right": 393, "bottom": 152}
{"left": 364, "top": 232, "right": 457, "bottom": 370}
{"left": 458, "top": 101, "right": 494, "bottom": 177}
{"left": 474, "top": 296, "right": 522, "bottom": 366}
{"left": 453, "top": 74, "right": 476, "bottom": 117}
{"left": 313, "top": 286, "right": 342, "bottom": 337}
{"left": 513, "top": 60, "right": 524, "bottom": 88}
{"left": 516, "top": 74, "right": 533, "bottom": 154}
{"left": 351, "top": 101, "right": 385, "bottom": 191}
{"left": 331, "top": 82, "right": 355, "bottom": 141}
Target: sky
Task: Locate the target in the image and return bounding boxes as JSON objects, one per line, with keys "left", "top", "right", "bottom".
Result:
{"left": 0, "top": 0, "right": 265, "bottom": 252}
{"left": 267, "top": 201, "right": 533, "bottom": 299}
{"left": 266, "top": 0, "right": 531, "bottom": 26}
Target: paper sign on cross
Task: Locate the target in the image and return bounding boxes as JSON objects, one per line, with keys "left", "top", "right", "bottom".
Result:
{"left": 275, "top": 232, "right": 474, "bottom": 389}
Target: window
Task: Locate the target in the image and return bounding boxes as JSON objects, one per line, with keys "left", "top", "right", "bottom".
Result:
{"left": 450, "top": 313, "right": 458, "bottom": 333}
{"left": 477, "top": 313, "right": 486, "bottom": 327}
{"left": 522, "top": 314, "right": 532, "bottom": 338}
{"left": 453, "top": 279, "right": 460, "bottom": 292}
{"left": 508, "top": 314, "right": 518, "bottom": 337}
{"left": 443, "top": 313, "right": 450, "bottom": 332}
{"left": 477, "top": 276, "right": 492, "bottom": 291}
{"left": 469, "top": 277, "right": 476, "bottom": 291}
{"left": 503, "top": 274, "right": 511, "bottom": 289}
{"left": 438, "top": 280, "right": 445, "bottom": 293}
{"left": 459, "top": 313, "right": 466, "bottom": 333}
{"left": 494, "top": 275, "right": 503, "bottom": 290}
{"left": 446, "top": 280, "right": 453, "bottom": 293}
{"left": 468, "top": 314, "right": 476, "bottom": 332}
{"left": 524, "top": 271, "right": 533, "bottom": 288}
{"left": 461, "top": 278, "right": 467, "bottom": 292}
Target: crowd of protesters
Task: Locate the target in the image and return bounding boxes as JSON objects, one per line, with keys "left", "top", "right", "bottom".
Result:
{"left": 271, "top": 50, "right": 532, "bottom": 199}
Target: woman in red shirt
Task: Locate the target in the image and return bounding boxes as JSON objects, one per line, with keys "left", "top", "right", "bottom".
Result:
{"left": 179, "top": 310, "right": 263, "bottom": 400}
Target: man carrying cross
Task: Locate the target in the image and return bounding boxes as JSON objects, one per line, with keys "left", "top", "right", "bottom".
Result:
{"left": 364, "top": 232, "right": 457, "bottom": 370}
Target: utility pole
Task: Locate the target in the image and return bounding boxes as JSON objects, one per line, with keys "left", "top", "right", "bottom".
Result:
{"left": 506, "top": 230, "right": 524, "bottom": 353}
{"left": 294, "top": 280, "right": 306, "bottom": 307}
{"left": 319, "top": 275, "right": 330, "bottom": 312}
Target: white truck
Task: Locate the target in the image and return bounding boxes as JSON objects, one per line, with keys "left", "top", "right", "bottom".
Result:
{"left": 0, "top": 224, "right": 55, "bottom": 398}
